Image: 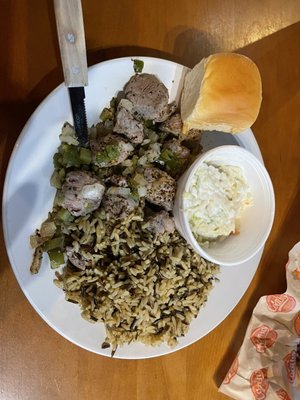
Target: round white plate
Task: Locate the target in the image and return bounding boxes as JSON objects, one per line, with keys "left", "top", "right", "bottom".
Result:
{"left": 3, "top": 56, "right": 264, "bottom": 359}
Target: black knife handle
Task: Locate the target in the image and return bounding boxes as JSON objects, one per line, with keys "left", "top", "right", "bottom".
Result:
{"left": 68, "top": 87, "right": 89, "bottom": 147}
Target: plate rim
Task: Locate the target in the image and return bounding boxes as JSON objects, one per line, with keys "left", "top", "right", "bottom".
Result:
{"left": 2, "top": 55, "right": 265, "bottom": 359}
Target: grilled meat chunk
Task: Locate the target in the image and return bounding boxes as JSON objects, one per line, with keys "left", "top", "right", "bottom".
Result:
{"left": 159, "top": 139, "right": 191, "bottom": 178}
{"left": 160, "top": 113, "right": 182, "bottom": 136}
{"left": 102, "top": 189, "right": 138, "bottom": 219}
{"left": 124, "top": 73, "right": 175, "bottom": 122}
{"left": 143, "top": 167, "right": 176, "bottom": 211}
{"left": 62, "top": 171, "right": 105, "bottom": 217}
{"left": 66, "top": 247, "right": 86, "bottom": 270}
{"left": 163, "top": 139, "right": 190, "bottom": 159}
{"left": 105, "top": 174, "right": 128, "bottom": 187}
{"left": 145, "top": 210, "right": 175, "bottom": 236}
{"left": 113, "top": 99, "right": 144, "bottom": 144}
{"left": 90, "top": 134, "right": 134, "bottom": 167}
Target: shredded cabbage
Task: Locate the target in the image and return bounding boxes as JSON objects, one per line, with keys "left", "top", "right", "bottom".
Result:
{"left": 183, "top": 162, "right": 252, "bottom": 242}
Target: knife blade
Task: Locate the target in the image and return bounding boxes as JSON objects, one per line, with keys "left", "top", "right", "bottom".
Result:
{"left": 53, "top": 0, "right": 89, "bottom": 147}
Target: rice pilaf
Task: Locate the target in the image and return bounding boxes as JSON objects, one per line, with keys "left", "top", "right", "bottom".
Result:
{"left": 53, "top": 202, "right": 219, "bottom": 350}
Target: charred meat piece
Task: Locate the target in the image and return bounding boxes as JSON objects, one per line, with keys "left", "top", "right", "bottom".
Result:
{"left": 102, "top": 189, "right": 138, "bottom": 219}
{"left": 145, "top": 210, "right": 175, "bottom": 236}
{"left": 66, "top": 247, "right": 86, "bottom": 270}
{"left": 62, "top": 171, "right": 105, "bottom": 217}
{"left": 160, "top": 113, "right": 182, "bottom": 136}
{"left": 159, "top": 139, "right": 190, "bottom": 177}
{"left": 113, "top": 99, "right": 144, "bottom": 144}
{"left": 143, "top": 167, "right": 176, "bottom": 211}
{"left": 124, "top": 73, "right": 175, "bottom": 122}
{"left": 105, "top": 174, "right": 128, "bottom": 187}
{"left": 163, "top": 139, "right": 190, "bottom": 159}
{"left": 90, "top": 134, "right": 134, "bottom": 167}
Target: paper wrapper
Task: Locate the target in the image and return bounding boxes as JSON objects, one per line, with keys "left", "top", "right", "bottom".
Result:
{"left": 219, "top": 242, "right": 300, "bottom": 400}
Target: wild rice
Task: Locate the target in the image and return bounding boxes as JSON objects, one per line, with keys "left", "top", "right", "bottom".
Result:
{"left": 54, "top": 201, "right": 219, "bottom": 351}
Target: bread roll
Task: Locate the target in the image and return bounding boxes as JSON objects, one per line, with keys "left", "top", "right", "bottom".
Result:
{"left": 180, "top": 53, "right": 262, "bottom": 134}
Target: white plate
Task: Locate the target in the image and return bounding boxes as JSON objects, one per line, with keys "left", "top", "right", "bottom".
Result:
{"left": 3, "top": 56, "right": 264, "bottom": 359}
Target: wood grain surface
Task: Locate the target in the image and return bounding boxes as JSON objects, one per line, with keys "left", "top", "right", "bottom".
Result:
{"left": 1, "top": 1, "right": 300, "bottom": 399}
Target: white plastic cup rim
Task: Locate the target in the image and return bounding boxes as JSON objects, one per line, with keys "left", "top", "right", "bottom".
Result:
{"left": 173, "top": 145, "right": 275, "bottom": 266}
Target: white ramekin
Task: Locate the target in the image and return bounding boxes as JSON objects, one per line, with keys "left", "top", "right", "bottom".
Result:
{"left": 173, "top": 145, "right": 275, "bottom": 266}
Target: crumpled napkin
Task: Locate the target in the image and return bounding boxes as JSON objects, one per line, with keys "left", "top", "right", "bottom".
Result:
{"left": 219, "top": 242, "right": 300, "bottom": 400}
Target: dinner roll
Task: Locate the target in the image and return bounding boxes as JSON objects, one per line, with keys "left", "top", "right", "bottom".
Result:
{"left": 180, "top": 53, "right": 262, "bottom": 134}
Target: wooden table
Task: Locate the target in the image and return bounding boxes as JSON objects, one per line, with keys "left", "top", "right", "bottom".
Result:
{"left": 1, "top": 1, "right": 300, "bottom": 399}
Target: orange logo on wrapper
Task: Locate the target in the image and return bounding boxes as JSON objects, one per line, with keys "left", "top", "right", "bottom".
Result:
{"left": 284, "top": 350, "right": 297, "bottom": 383}
{"left": 250, "top": 369, "right": 269, "bottom": 400}
{"left": 294, "top": 312, "right": 300, "bottom": 336}
{"left": 224, "top": 356, "right": 239, "bottom": 384}
{"left": 266, "top": 294, "right": 296, "bottom": 313}
{"left": 275, "top": 388, "right": 291, "bottom": 400}
{"left": 250, "top": 325, "right": 278, "bottom": 353}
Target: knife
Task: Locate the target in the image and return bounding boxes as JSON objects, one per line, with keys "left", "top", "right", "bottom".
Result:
{"left": 53, "top": 0, "right": 89, "bottom": 147}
